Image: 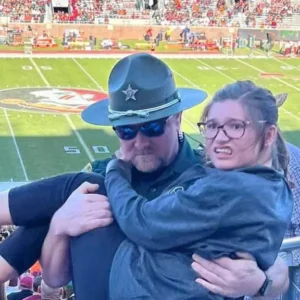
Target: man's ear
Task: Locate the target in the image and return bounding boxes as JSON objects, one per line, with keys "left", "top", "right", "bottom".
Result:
{"left": 274, "top": 93, "right": 288, "bottom": 107}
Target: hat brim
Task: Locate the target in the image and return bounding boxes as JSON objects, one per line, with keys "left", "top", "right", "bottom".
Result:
{"left": 82, "top": 88, "right": 208, "bottom": 127}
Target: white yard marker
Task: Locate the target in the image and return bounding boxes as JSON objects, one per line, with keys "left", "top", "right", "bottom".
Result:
{"left": 3, "top": 109, "right": 29, "bottom": 181}
{"left": 236, "top": 58, "right": 300, "bottom": 122}
{"left": 72, "top": 58, "right": 105, "bottom": 91}
{"left": 30, "top": 57, "right": 95, "bottom": 161}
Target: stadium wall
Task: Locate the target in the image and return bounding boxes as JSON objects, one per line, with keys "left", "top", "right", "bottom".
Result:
{"left": 7, "top": 24, "right": 235, "bottom": 40}
{"left": 5, "top": 24, "right": 300, "bottom": 41}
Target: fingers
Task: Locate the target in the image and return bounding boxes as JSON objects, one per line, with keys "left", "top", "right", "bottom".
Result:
{"left": 87, "top": 206, "right": 113, "bottom": 219}
{"left": 235, "top": 252, "right": 255, "bottom": 261}
{"left": 191, "top": 259, "right": 228, "bottom": 287}
{"left": 83, "top": 218, "right": 114, "bottom": 232}
{"left": 76, "top": 182, "right": 99, "bottom": 194}
{"left": 192, "top": 254, "right": 229, "bottom": 277}
{"left": 83, "top": 194, "right": 109, "bottom": 204}
{"left": 195, "top": 278, "right": 223, "bottom": 295}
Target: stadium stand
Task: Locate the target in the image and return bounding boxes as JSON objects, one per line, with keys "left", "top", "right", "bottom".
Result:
{"left": 0, "top": 0, "right": 298, "bottom": 26}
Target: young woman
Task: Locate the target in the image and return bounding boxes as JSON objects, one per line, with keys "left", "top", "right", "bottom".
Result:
{"left": 0, "top": 81, "right": 294, "bottom": 299}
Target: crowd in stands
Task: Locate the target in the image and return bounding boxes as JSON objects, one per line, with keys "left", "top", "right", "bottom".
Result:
{"left": 0, "top": 0, "right": 299, "bottom": 26}
{"left": 0, "top": 0, "right": 46, "bottom": 22}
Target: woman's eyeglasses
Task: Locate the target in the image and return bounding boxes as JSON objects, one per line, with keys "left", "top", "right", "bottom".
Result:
{"left": 197, "top": 120, "right": 250, "bottom": 140}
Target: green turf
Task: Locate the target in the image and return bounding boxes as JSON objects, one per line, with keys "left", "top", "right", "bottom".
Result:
{"left": 0, "top": 56, "right": 299, "bottom": 182}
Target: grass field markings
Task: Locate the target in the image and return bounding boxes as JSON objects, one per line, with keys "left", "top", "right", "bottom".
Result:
{"left": 65, "top": 114, "right": 95, "bottom": 162}
{"left": 3, "top": 109, "right": 29, "bottom": 181}
{"left": 206, "top": 58, "right": 300, "bottom": 123}
{"left": 30, "top": 57, "right": 50, "bottom": 86}
{"left": 271, "top": 56, "right": 300, "bottom": 72}
{"left": 30, "top": 58, "right": 94, "bottom": 162}
{"left": 195, "top": 59, "right": 238, "bottom": 82}
{"left": 72, "top": 58, "right": 104, "bottom": 91}
{"left": 170, "top": 69, "right": 208, "bottom": 131}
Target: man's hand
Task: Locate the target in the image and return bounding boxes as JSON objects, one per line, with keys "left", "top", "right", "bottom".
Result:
{"left": 191, "top": 252, "right": 266, "bottom": 298}
{"left": 51, "top": 182, "right": 113, "bottom": 237}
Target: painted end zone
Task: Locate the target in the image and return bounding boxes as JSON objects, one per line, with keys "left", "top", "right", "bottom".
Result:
{"left": 0, "top": 87, "right": 108, "bottom": 114}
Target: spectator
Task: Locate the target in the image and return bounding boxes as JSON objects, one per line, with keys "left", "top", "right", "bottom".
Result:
{"left": 7, "top": 276, "right": 33, "bottom": 300}
{"left": 23, "top": 276, "right": 42, "bottom": 300}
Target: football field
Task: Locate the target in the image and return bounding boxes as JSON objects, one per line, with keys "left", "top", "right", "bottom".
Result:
{"left": 0, "top": 56, "right": 299, "bottom": 182}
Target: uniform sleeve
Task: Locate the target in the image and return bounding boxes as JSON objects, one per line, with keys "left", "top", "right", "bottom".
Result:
{"left": 105, "top": 170, "right": 223, "bottom": 250}
{"left": 9, "top": 172, "right": 106, "bottom": 226}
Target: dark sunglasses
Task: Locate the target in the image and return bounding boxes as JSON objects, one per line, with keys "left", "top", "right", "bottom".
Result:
{"left": 113, "top": 117, "right": 169, "bottom": 140}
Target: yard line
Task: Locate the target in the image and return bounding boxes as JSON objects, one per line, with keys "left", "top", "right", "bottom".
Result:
{"left": 235, "top": 58, "right": 300, "bottom": 122}
{"left": 72, "top": 58, "right": 105, "bottom": 91}
{"left": 254, "top": 50, "right": 300, "bottom": 72}
{"left": 170, "top": 69, "right": 207, "bottom": 132}
{"left": 30, "top": 57, "right": 95, "bottom": 162}
{"left": 3, "top": 109, "right": 29, "bottom": 181}
{"left": 30, "top": 57, "right": 50, "bottom": 86}
{"left": 195, "top": 58, "right": 236, "bottom": 82}
{"left": 64, "top": 114, "right": 95, "bottom": 161}
{"left": 272, "top": 56, "right": 300, "bottom": 72}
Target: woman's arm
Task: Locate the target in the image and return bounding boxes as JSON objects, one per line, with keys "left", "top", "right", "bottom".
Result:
{"left": 105, "top": 163, "right": 223, "bottom": 250}
{"left": 105, "top": 162, "right": 292, "bottom": 260}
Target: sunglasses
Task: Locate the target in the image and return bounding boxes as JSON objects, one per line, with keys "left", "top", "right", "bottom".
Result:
{"left": 113, "top": 117, "right": 169, "bottom": 140}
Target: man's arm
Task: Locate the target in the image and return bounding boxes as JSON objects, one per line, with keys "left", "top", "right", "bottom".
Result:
{"left": 40, "top": 219, "right": 72, "bottom": 288}
{"left": 192, "top": 254, "right": 289, "bottom": 299}
{"left": 0, "top": 173, "right": 109, "bottom": 279}
{"left": 40, "top": 182, "right": 113, "bottom": 288}
{"left": 253, "top": 256, "right": 289, "bottom": 299}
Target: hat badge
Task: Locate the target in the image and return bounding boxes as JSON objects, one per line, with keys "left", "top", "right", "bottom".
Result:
{"left": 122, "top": 84, "right": 138, "bottom": 101}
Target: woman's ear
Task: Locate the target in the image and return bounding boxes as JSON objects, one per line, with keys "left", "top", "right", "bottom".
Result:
{"left": 265, "top": 125, "right": 277, "bottom": 147}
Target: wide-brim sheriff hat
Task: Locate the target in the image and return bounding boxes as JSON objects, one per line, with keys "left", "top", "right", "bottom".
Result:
{"left": 82, "top": 53, "right": 208, "bottom": 126}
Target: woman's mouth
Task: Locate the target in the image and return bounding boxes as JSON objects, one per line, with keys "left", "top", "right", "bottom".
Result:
{"left": 214, "top": 147, "right": 233, "bottom": 155}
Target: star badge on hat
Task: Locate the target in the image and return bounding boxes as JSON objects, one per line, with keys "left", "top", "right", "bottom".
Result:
{"left": 122, "top": 84, "right": 138, "bottom": 101}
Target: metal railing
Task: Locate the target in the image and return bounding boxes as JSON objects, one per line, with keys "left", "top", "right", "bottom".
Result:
{"left": 280, "top": 237, "right": 300, "bottom": 300}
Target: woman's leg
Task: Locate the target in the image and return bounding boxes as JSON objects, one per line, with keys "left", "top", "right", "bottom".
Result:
{"left": 70, "top": 222, "right": 126, "bottom": 300}
{"left": 0, "top": 225, "right": 49, "bottom": 279}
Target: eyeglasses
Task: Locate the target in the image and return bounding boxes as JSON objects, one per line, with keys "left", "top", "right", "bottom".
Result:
{"left": 113, "top": 117, "right": 169, "bottom": 140}
{"left": 197, "top": 119, "right": 251, "bottom": 140}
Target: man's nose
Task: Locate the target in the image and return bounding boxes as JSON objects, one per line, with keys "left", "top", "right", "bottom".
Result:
{"left": 134, "top": 131, "right": 150, "bottom": 148}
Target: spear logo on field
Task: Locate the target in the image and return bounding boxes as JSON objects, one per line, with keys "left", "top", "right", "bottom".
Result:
{"left": 0, "top": 87, "right": 108, "bottom": 113}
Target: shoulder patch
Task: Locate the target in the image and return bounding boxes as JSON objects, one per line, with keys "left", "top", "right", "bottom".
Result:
{"left": 81, "top": 162, "right": 93, "bottom": 173}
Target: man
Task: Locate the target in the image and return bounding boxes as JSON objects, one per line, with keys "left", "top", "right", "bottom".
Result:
{"left": 0, "top": 53, "right": 291, "bottom": 299}
{"left": 7, "top": 276, "right": 33, "bottom": 300}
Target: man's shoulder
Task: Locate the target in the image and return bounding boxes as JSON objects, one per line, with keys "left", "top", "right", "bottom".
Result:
{"left": 82, "top": 157, "right": 114, "bottom": 174}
